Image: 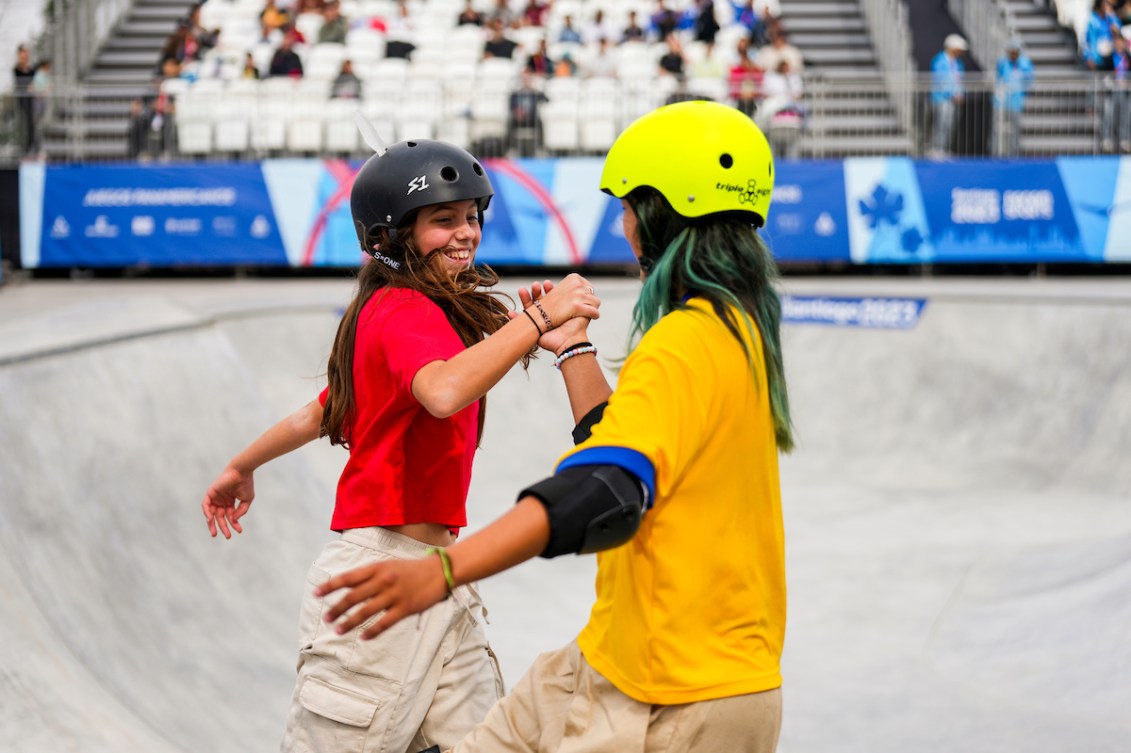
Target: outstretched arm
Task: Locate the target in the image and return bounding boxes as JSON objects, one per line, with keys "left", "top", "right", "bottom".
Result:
{"left": 201, "top": 398, "right": 324, "bottom": 539}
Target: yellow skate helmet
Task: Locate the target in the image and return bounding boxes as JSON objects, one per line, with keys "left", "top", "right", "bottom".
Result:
{"left": 599, "top": 101, "right": 774, "bottom": 227}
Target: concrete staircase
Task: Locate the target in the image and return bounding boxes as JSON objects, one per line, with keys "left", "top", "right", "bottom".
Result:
{"left": 778, "top": 0, "right": 915, "bottom": 156}
{"left": 42, "top": 0, "right": 194, "bottom": 161}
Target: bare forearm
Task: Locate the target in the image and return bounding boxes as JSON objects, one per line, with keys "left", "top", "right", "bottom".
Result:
{"left": 558, "top": 354, "right": 614, "bottom": 424}
{"left": 230, "top": 399, "right": 323, "bottom": 472}
{"left": 446, "top": 497, "right": 551, "bottom": 586}
{"left": 413, "top": 314, "right": 539, "bottom": 417}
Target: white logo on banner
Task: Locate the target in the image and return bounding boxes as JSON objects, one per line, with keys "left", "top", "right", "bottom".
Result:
{"left": 213, "top": 216, "right": 237, "bottom": 235}
{"left": 165, "top": 217, "right": 202, "bottom": 235}
{"left": 132, "top": 216, "right": 155, "bottom": 236}
{"left": 1002, "top": 190, "right": 1053, "bottom": 220}
{"left": 951, "top": 189, "right": 1001, "bottom": 224}
{"left": 251, "top": 215, "right": 271, "bottom": 238}
{"left": 85, "top": 215, "right": 119, "bottom": 238}
{"left": 775, "top": 185, "right": 803, "bottom": 204}
{"left": 815, "top": 212, "right": 837, "bottom": 236}
{"left": 50, "top": 216, "right": 70, "bottom": 239}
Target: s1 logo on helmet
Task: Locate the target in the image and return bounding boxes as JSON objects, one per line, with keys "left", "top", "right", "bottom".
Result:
{"left": 407, "top": 175, "right": 430, "bottom": 195}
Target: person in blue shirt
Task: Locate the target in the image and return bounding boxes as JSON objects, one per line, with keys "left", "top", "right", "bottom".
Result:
{"left": 993, "top": 36, "right": 1034, "bottom": 156}
{"left": 1082, "top": 0, "right": 1123, "bottom": 150}
{"left": 929, "top": 34, "right": 967, "bottom": 158}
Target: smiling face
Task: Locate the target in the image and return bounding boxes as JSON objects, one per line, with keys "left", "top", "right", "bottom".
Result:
{"left": 412, "top": 199, "right": 482, "bottom": 277}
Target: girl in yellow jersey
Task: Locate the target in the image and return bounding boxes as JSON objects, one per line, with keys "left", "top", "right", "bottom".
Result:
{"left": 316, "top": 101, "right": 795, "bottom": 753}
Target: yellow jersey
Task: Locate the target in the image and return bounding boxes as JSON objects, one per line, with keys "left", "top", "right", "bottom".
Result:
{"left": 558, "top": 297, "right": 786, "bottom": 705}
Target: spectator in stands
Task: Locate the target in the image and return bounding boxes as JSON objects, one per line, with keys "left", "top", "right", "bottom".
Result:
{"left": 522, "top": 0, "right": 550, "bottom": 27}
{"left": 488, "top": 0, "right": 516, "bottom": 28}
{"left": 734, "top": 0, "right": 771, "bottom": 47}
{"left": 526, "top": 38, "right": 554, "bottom": 76}
{"left": 295, "top": 0, "right": 325, "bottom": 12}
{"left": 484, "top": 19, "right": 519, "bottom": 58}
{"left": 929, "top": 33, "right": 967, "bottom": 158}
{"left": 583, "top": 9, "right": 618, "bottom": 45}
{"left": 260, "top": 0, "right": 292, "bottom": 34}
{"left": 651, "top": 0, "right": 681, "bottom": 42}
{"left": 659, "top": 34, "right": 687, "bottom": 79}
{"left": 160, "top": 23, "right": 191, "bottom": 64}
{"left": 729, "top": 50, "right": 763, "bottom": 118}
{"left": 12, "top": 45, "right": 38, "bottom": 156}
{"left": 1083, "top": 0, "right": 1122, "bottom": 149}
{"left": 457, "top": 0, "right": 484, "bottom": 26}
{"left": 694, "top": 0, "right": 721, "bottom": 44}
{"left": 127, "top": 97, "right": 151, "bottom": 160}
{"left": 691, "top": 40, "right": 726, "bottom": 79}
{"left": 759, "top": 58, "right": 805, "bottom": 157}
{"left": 388, "top": 0, "right": 415, "bottom": 40}
{"left": 240, "top": 52, "right": 261, "bottom": 79}
{"left": 622, "top": 10, "right": 647, "bottom": 43}
{"left": 508, "top": 70, "right": 547, "bottom": 155}
{"left": 586, "top": 37, "right": 618, "bottom": 78}
{"left": 756, "top": 29, "right": 804, "bottom": 74}
{"left": 559, "top": 15, "right": 583, "bottom": 43}
{"left": 269, "top": 30, "right": 305, "bottom": 77}
{"left": 318, "top": 2, "right": 348, "bottom": 44}
{"left": 332, "top": 59, "right": 363, "bottom": 98}
{"left": 992, "top": 36, "right": 1033, "bottom": 156}
{"left": 553, "top": 51, "right": 578, "bottom": 78}
{"left": 186, "top": 3, "right": 219, "bottom": 53}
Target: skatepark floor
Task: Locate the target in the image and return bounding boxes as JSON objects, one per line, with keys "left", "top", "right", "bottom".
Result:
{"left": 1, "top": 274, "right": 1128, "bottom": 752}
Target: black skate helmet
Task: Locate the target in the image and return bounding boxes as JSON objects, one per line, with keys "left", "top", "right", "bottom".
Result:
{"left": 350, "top": 139, "right": 494, "bottom": 250}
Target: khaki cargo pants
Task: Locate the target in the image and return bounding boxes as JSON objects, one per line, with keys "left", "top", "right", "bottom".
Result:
{"left": 452, "top": 641, "right": 782, "bottom": 753}
{"left": 281, "top": 527, "right": 504, "bottom": 753}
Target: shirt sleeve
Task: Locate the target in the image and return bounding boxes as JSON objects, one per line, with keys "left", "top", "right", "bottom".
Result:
{"left": 378, "top": 292, "right": 465, "bottom": 395}
{"left": 556, "top": 314, "right": 711, "bottom": 504}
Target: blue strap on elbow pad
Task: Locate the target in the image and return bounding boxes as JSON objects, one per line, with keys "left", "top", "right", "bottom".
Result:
{"left": 520, "top": 464, "right": 646, "bottom": 558}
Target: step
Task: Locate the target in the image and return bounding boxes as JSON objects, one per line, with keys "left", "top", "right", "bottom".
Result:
{"left": 1021, "top": 113, "right": 1096, "bottom": 132}
{"left": 85, "top": 69, "right": 162, "bottom": 86}
{"left": 807, "top": 97, "right": 897, "bottom": 113}
{"left": 43, "top": 140, "right": 132, "bottom": 160}
{"left": 1012, "top": 15, "right": 1059, "bottom": 32}
{"left": 118, "top": 20, "right": 179, "bottom": 36}
{"left": 95, "top": 51, "right": 164, "bottom": 67}
{"left": 781, "top": 16, "right": 867, "bottom": 32}
{"left": 127, "top": 6, "right": 191, "bottom": 21}
{"left": 104, "top": 37, "right": 172, "bottom": 51}
{"left": 777, "top": 1, "right": 865, "bottom": 15}
{"left": 798, "top": 134, "right": 916, "bottom": 156}
{"left": 801, "top": 48, "right": 877, "bottom": 66}
{"left": 789, "top": 32, "right": 872, "bottom": 48}
{"left": 808, "top": 114, "right": 902, "bottom": 133}
{"left": 1020, "top": 134, "right": 1097, "bottom": 154}
{"left": 44, "top": 120, "right": 130, "bottom": 138}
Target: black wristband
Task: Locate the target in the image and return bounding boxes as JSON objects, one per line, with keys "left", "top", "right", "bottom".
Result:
{"left": 556, "top": 341, "right": 593, "bottom": 359}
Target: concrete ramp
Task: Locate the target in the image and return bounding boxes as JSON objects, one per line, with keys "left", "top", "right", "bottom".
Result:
{"left": 0, "top": 278, "right": 1128, "bottom": 752}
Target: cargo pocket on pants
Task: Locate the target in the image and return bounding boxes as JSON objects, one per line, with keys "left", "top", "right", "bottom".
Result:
{"left": 295, "top": 676, "right": 383, "bottom": 753}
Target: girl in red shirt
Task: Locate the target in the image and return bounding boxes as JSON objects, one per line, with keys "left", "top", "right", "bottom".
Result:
{"left": 201, "top": 139, "right": 599, "bottom": 753}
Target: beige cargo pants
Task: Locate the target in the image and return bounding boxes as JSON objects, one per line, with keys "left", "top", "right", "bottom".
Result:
{"left": 451, "top": 641, "right": 782, "bottom": 753}
{"left": 281, "top": 527, "right": 504, "bottom": 753}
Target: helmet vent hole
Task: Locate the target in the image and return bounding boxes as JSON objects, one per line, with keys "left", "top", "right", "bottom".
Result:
{"left": 719, "top": 153, "right": 734, "bottom": 169}
{"left": 440, "top": 166, "right": 459, "bottom": 182}
{"left": 406, "top": 141, "right": 417, "bottom": 147}
{"left": 472, "top": 162, "right": 484, "bottom": 176}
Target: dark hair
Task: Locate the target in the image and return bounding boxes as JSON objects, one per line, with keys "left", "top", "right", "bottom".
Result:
{"left": 625, "top": 187, "right": 794, "bottom": 451}
{"left": 320, "top": 216, "right": 532, "bottom": 447}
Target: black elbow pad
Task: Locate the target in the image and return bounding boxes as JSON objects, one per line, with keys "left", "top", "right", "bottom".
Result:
{"left": 520, "top": 464, "right": 646, "bottom": 558}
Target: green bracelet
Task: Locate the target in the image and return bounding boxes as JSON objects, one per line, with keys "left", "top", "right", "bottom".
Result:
{"left": 425, "top": 546, "right": 455, "bottom": 594}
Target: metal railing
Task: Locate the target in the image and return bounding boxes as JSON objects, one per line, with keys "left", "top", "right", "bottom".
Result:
{"left": 46, "top": 0, "right": 133, "bottom": 87}
{"left": 0, "top": 71, "right": 1114, "bottom": 164}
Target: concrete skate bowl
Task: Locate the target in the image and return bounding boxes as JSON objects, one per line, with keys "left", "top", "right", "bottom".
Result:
{"left": 0, "top": 278, "right": 1129, "bottom": 753}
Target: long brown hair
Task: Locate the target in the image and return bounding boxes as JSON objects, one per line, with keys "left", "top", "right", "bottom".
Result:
{"left": 321, "top": 219, "right": 532, "bottom": 447}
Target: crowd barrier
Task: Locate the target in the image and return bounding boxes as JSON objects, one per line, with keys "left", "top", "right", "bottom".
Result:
{"left": 17, "top": 155, "right": 1130, "bottom": 269}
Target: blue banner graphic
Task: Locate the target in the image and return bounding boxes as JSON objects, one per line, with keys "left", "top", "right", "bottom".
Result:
{"left": 782, "top": 296, "right": 928, "bottom": 329}
{"left": 19, "top": 157, "right": 1131, "bottom": 268}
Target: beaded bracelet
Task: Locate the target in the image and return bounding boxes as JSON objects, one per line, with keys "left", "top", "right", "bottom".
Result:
{"left": 531, "top": 300, "right": 554, "bottom": 332}
{"left": 554, "top": 344, "right": 598, "bottom": 370}
{"left": 425, "top": 546, "right": 455, "bottom": 596}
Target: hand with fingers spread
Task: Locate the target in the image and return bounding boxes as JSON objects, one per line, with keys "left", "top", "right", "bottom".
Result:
{"left": 315, "top": 555, "right": 449, "bottom": 640}
{"left": 201, "top": 465, "right": 255, "bottom": 539}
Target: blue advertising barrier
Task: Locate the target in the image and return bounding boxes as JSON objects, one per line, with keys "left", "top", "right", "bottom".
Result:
{"left": 19, "top": 157, "right": 1131, "bottom": 268}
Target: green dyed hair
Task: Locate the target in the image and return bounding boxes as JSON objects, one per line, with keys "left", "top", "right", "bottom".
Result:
{"left": 625, "top": 187, "right": 794, "bottom": 452}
